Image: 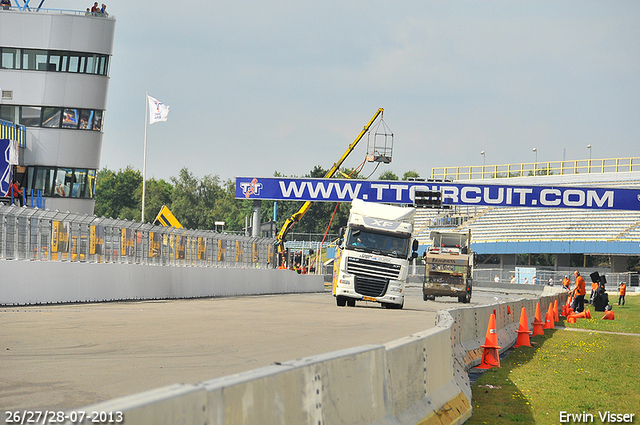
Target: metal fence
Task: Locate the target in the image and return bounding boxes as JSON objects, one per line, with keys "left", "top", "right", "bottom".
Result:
{"left": 475, "top": 267, "right": 639, "bottom": 287}
{"left": 0, "top": 204, "right": 276, "bottom": 268}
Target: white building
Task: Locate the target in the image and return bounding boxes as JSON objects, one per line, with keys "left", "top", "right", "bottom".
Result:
{"left": 0, "top": 6, "right": 115, "bottom": 214}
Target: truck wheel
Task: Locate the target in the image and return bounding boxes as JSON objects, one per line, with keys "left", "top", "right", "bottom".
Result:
{"left": 423, "top": 293, "right": 428, "bottom": 301}
{"left": 384, "top": 301, "right": 404, "bottom": 310}
{"left": 336, "top": 296, "right": 347, "bottom": 307}
{"left": 347, "top": 298, "right": 356, "bottom": 307}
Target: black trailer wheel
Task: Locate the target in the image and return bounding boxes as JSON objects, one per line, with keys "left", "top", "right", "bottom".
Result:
{"left": 347, "top": 298, "right": 356, "bottom": 307}
{"left": 336, "top": 296, "right": 347, "bottom": 307}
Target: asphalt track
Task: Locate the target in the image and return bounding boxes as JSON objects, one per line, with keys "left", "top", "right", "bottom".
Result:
{"left": 0, "top": 285, "right": 529, "bottom": 413}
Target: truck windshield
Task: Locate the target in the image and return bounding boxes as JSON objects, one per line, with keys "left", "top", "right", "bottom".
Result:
{"left": 346, "top": 228, "right": 410, "bottom": 258}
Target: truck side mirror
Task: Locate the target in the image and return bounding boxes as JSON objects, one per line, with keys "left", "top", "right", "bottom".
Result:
{"left": 338, "top": 227, "right": 345, "bottom": 239}
{"left": 411, "top": 251, "right": 419, "bottom": 260}
{"left": 412, "top": 239, "right": 419, "bottom": 252}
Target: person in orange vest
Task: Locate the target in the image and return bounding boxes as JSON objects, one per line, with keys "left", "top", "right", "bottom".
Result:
{"left": 602, "top": 304, "right": 615, "bottom": 320}
{"left": 571, "top": 270, "right": 586, "bottom": 313}
{"left": 618, "top": 282, "right": 627, "bottom": 306}
{"left": 562, "top": 275, "right": 571, "bottom": 291}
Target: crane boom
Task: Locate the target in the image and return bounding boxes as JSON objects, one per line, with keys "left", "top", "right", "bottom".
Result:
{"left": 276, "top": 108, "right": 384, "bottom": 254}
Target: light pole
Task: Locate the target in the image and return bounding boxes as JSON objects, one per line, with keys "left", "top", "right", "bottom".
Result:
{"left": 481, "top": 151, "right": 485, "bottom": 167}
{"left": 532, "top": 148, "right": 537, "bottom": 175}
{"left": 587, "top": 144, "right": 592, "bottom": 160}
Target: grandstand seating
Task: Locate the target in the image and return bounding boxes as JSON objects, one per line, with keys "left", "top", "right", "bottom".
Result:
{"left": 414, "top": 171, "right": 640, "bottom": 248}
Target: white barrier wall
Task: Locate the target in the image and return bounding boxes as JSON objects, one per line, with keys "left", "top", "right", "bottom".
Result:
{"left": 65, "top": 291, "right": 568, "bottom": 425}
{"left": 63, "top": 294, "right": 566, "bottom": 425}
{"left": 0, "top": 261, "right": 324, "bottom": 305}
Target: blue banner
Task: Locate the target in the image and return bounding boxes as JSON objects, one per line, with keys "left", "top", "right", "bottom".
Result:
{"left": 1, "top": 139, "right": 12, "bottom": 196}
{"left": 236, "top": 177, "right": 640, "bottom": 211}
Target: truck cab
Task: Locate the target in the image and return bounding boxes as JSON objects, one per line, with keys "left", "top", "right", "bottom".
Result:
{"left": 333, "top": 199, "right": 418, "bottom": 309}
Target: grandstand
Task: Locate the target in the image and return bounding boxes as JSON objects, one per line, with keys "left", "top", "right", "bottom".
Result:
{"left": 414, "top": 162, "right": 640, "bottom": 275}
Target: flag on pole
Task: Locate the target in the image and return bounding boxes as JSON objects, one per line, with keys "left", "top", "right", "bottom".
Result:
{"left": 147, "top": 95, "right": 170, "bottom": 124}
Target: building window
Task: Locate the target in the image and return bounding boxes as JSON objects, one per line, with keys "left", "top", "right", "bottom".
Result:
{"left": 0, "top": 47, "right": 110, "bottom": 76}
{"left": 79, "top": 109, "right": 94, "bottom": 129}
{"left": 20, "top": 106, "right": 42, "bottom": 127}
{"left": 22, "top": 49, "right": 48, "bottom": 71}
{"left": 0, "top": 47, "right": 20, "bottom": 69}
{"left": 0, "top": 105, "right": 19, "bottom": 123}
{"left": 0, "top": 105, "right": 104, "bottom": 131}
{"left": 62, "top": 108, "right": 80, "bottom": 129}
{"left": 42, "top": 107, "right": 61, "bottom": 128}
{"left": 27, "top": 166, "right": 97, "bottom": 199}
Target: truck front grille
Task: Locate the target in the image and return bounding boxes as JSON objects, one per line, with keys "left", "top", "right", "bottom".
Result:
{"left": 346, "top": 257, "right": 401, "bottom": 298}
{"left": 354, "top": 275, "right": 389, "bottom": 297}
{"left": 346, "top": 257, "right": 401, "bottom": 280}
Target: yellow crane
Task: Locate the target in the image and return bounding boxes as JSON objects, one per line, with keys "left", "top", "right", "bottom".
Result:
{"left": 275, "top": 108, "right": 384, "bottom": 256}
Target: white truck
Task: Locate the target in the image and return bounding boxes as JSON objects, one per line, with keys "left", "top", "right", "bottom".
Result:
{"left": 333, "top": 199, "right": 419, "bottom": 309}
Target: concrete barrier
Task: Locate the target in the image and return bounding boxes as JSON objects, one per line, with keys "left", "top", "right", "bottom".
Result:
{"left": 63, "top": 292, "right": 566, "bottom": 425}
{"left": 0, "top": 261, "right": 324, "bottom": 305}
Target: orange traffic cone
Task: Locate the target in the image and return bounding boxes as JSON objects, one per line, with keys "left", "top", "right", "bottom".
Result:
{"left": 532, "top": 303, "right": 544, "bottom": 336}
{"left": 567, "top": 316, "right": 577, "bottom": 323}
{"left": 561, "top": 303, "right": 567, "bottom": 317}
{"left": 477, "top": 313, "right": 502, "bottom": 369}
{"left": 553, "top": 300, "right": 559, "bottom": 322}
{"left": 515, "top": 307, "right": 531, "bottom": 348}
{"left": 568, "top": 309, "right": 591, "bottom": 320}
{"left": 602, "top": 310, "right": 615, "bottom": 320}
{"left": 544, "top": 304, "right": 555, "bottom": 329}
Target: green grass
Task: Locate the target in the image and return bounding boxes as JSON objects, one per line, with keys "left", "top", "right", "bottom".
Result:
{"left": 467, "top": 294, "right": 640, "bottom": 425}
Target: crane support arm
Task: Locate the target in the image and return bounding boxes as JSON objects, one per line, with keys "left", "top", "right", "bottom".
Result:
{"left": 276, "top": 108, "right": 384, "bottom": 253}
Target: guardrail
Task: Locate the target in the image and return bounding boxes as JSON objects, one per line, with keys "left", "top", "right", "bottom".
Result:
{"left": 0, "top": 204, "right": 276, "bottom": 268}
{"left": 60, "top": 288, "right": 565, "bottom": 424}
{"left": 431, "top": 156, "right": 640, "bottom": 181}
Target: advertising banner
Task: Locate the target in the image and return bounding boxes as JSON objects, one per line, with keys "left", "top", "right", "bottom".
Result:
{"left": 90, "top": 225, "right": 105, "bottom": 255}
{"left": 51, "top": 221, "right": 70, "bottom": 254}
{"left": 236, "top": 177, "right": 640, "bottom": 211}
{"left": 217, "top": 239, "right": 225, "bottom": 262}
{"left": 175, "top": 234, "right": 185, "bottom": 259}
{"left": 121, "top": 228, "right": 135, "bottom": 257}
{"left": 197, "top": 237, "right": 206, "bottom": 260}
{"left": 252, "top": 242, "right": 259, "bottom": 263}
{"left": 235, "top": 240, "right": 243, "bottom": 263}
{"left": 149, "top": 232, "right": 161, "bottom": 258}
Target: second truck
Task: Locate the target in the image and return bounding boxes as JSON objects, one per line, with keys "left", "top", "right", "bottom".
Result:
{"left": 422, "top": 230, "right": 473, "bottom": 303}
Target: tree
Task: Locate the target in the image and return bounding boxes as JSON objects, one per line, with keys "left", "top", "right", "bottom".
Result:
{"left": 170, "top": 168, "right": 227, "bottom": 230}
{"left": 94, "top": 166, "right": 143, "bottom": 219}
{"left": 402, "top": 170, "right": 420, "bottom": 180}
{"left": 138, "top": 178, "right": 173, "bottom": 224}
{"left": 378, "top": 170, "right": 399, "bottom": 180}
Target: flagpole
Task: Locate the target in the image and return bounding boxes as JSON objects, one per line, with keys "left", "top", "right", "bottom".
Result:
{"left": 142, "top": 92, "right": 148, "bottom": 223}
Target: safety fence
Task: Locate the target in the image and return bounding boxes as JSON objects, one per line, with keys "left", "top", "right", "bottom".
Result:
{"left": 0, "top": 204, "right": 276, "bottom": 268}
{"left": 431, "top": 156, "right": 640, "bottom": 181}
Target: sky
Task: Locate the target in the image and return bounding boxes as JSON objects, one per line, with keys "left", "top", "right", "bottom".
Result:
{"left": 55, "top": 1, "right": 640, "bottom": 183}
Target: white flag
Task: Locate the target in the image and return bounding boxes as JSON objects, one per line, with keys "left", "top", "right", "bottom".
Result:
{"left": 148, "top": 95, "right": 170, "bottom": 124}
